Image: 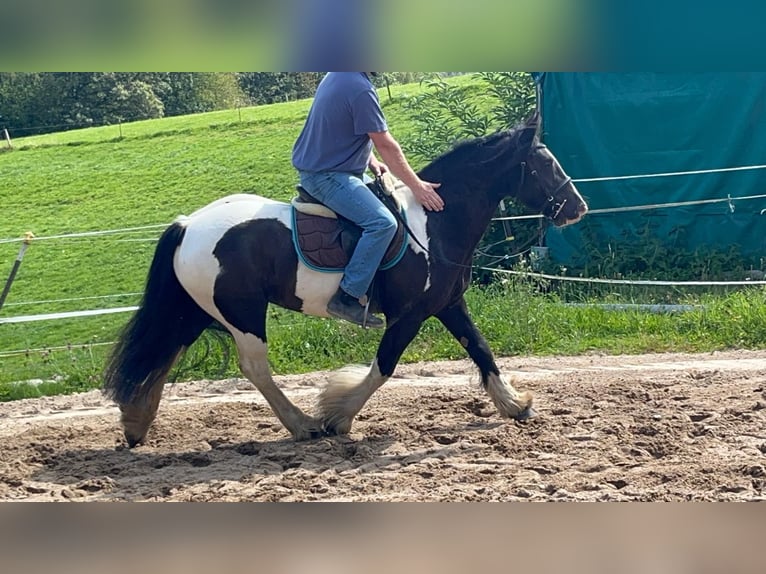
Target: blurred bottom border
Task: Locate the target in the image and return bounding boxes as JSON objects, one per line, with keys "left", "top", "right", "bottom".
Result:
{"left": 1, "top": 502, "right": 763, "bottom": 574}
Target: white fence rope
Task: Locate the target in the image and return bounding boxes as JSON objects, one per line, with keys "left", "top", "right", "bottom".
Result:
{"left": 1, "top": 270, "right": 764, "bottom": 359}
{"left": 3, "top": 163, "right": 766, "bottom": 242}
{"left": 111, "top": 238, "right": 160, "bottom": 243}
{"left": 0, "top": 309, "right": 317, "bottom": 359}
{"left": 3, "top": 268, "right": 766, "bottom": 329}
{"left": 2, "top": 191, "right": 759, "bottom": 240}
{"left": 4, "top": 292, "right": 143, "bottom": 308}
{"left": 494, "top": 192, "right": 766, "bottom": 222}
{"left": 573, "top": 163, "right": 766, "bottom": 183}
{"left": 0, "top": 306, "right": 138, "bottom": 324}
{"left": 493, "top": 163, "right": 766, "bottom": 222}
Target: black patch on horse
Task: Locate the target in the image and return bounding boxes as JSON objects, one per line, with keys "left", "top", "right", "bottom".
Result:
{"left": 212, "top": 218, "right": 303, "bottom": 339}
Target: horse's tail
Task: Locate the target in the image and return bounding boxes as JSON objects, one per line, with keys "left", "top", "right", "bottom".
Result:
{"left": 103, "top": 219, "right": 212, "bottom": 406}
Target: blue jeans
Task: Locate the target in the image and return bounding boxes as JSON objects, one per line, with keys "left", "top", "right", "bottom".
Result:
{"left": 298, "top": 170, "right": 397, "bottom": 300}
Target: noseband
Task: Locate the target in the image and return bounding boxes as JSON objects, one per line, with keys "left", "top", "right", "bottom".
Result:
{"left": 519, "top": 150, "right": 573, "bottom": 221}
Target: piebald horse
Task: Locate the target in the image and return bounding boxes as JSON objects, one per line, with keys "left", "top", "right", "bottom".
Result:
{"left": 103, "top": 114, "right": 588, "bottom": 447}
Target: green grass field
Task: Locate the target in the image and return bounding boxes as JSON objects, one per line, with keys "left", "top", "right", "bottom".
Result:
{"left": 1, "top": 74, "right": 765, "bottom": 401}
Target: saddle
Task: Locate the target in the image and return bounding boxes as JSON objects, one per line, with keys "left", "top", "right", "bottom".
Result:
{"left": 290, "top": 174, "right": 408, "bottom": 272}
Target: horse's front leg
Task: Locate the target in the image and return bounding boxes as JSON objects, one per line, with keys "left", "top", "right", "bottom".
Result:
{"left": 436, "top": 297, "right": 535, "bottom": 420}
{"left": 317, "top": 317, "right": 424, "bottom": 435}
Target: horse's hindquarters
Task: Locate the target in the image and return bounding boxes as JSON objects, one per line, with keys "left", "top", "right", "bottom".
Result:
{"left": 175, "top": 195, "right": 342, "bottom": 324}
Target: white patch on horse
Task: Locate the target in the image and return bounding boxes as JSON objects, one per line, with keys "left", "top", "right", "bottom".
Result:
{"left": 392, "top": 180, "right": 432, "bottom": 292}
{"left": 295, "top": 264, "right": 342, "bottom": 317}
{"left": 174, "top": 195, "right": 290, "bottom": 320}
{"left": 188, "top": 193, "right": 265, "bottom": 218}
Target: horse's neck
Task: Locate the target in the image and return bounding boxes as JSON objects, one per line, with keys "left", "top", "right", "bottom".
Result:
{"left": 450, "top": 186, "right": 502, "bottom": 240}
{"left": 420, "top": 161, "right": 522, "bottom": 258}
{"left": 416, "top": 183, "right": 500, "bottom": 264}
{"left": 423, "top": 142, "right": 521, "bottom": 206}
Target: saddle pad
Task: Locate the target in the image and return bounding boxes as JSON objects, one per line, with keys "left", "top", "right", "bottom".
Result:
{"left": 291, "top": 207, "right": 408, "bottom": 273}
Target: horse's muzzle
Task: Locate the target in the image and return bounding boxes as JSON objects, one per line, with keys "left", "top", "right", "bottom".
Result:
{"left": 547, "top": 181, "right": 588, "bottom": 227}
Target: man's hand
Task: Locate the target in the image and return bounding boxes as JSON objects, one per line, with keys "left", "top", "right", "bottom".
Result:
{"left": 368, "top": 155, "right": 389, "bottom": 178}
{"left": 368, "top": 130, "right": 444, "bottom": 212}
{"left": 411, "top": 179, "right": 444, "bottom": 212}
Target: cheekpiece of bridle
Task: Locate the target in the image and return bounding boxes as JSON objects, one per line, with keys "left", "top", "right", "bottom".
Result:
{"left": 519, "top": 144, "right": 572, "bottom": 221}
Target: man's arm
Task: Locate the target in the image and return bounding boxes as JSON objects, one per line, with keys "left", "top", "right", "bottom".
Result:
{"left": 369, "top": 131, "right": 444, "bottom": 212}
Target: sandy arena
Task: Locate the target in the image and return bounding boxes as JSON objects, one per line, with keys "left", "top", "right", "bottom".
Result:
{"left": 1, "top": 350, "right": 765, "bottom": 501}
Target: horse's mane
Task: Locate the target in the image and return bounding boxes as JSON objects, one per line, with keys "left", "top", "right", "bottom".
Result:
{"left": 423, "top": 121, "right": 533, "bottom": 175}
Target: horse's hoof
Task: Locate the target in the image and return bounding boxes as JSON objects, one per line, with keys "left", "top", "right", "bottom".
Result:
{"left": 119, "top": 399, "right": 159, "bottom": 449}
{"left": 292, "top": 423, "right": 326, "bottom": 441}
{"left": 321, "top": 419, "right": 352, "bottom": 437}
{"left": 515, "top": 405, "right": 538, "bottom": 422}
{"left": 124, "top": 432, "right": 146, "bottom": 448}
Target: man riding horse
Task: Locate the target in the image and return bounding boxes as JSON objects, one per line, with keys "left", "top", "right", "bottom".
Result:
{"left": 292, "top": 72, "right": 444, "bottom": 328}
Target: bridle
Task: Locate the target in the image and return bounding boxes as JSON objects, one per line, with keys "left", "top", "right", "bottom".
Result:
{"left": 519, "top": 144, "right": 573, "bottom": 221}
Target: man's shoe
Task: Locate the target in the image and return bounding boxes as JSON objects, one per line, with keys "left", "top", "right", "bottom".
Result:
{"left": 327, "top": 289, "right": 385, "bottom": 329}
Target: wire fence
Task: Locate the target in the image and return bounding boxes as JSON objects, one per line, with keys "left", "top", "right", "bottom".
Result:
{"left": 0, "top": 341, "right": 115, "bottom": 360}
{"left": 3, "top": 162, "right": 766, "bottom": 245}
{"left": 2, "top": 293, "right": 143, "bottom": 308}
{"left": 480, "top": 268, "right": 766, "bottom": 287}
{"left": 0, "top": 224, "right": 167, "bottom": 245}
{"left": 2, "top": 164, "right": 766, "bottom": 359}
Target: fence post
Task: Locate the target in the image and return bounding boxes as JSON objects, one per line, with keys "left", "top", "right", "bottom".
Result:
{"left": 0, "top": 232, "right": 35, "bottom": 313}
{"left": 2, "top": 128, "right": 11, "bottom": 149}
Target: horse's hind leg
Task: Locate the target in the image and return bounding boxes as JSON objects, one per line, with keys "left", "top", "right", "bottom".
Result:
{"left": 436, "top": 298, "right": 534, "bottom": 420}
{"left": 317, "top": 361, "right": 389, "bottom": 435}
{"left": 234, "top": 332, "right": 323, "bottom": 441}
{"left": 318, "top": 317, "right": 423, "bottom": 435}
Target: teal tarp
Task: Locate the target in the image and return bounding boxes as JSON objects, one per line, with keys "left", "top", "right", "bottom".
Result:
{"left": 539, "top": 73, "right": 766, "bottom": 265}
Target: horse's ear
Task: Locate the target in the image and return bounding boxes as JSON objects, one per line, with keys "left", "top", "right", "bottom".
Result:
{"left": 525, "top": 111, "right": 541, "bottom": 141}
{"left": 525, "top": 110, "right": 541, "bottom": 130}
{"left": 515, "top": 112, "right": 539, "bottom": 157}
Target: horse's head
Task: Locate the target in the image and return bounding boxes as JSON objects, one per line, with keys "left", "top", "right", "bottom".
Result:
{"left": 511, "top": 114, "right": 588, "bottom": 227}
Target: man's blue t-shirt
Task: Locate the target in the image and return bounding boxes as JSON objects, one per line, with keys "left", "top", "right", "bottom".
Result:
{"left": 292, "top": 73, "right": 388, "bottom": 174}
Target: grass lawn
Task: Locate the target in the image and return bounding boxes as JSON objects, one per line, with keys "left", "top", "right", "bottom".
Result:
{"left": 1, "top": 74, "right": 764, "bottom": 401}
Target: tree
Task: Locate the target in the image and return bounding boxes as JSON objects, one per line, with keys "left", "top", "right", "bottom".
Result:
{"left": 147, "top": 73, "right": 245, "bottom": 116}
{"left": 0, "top": 73, "right": 246, "bottom": 135}
{"left": 237, "top": 73, "right": 323, "bottom": 104}
{"left": 0, "top": 73, "right": 45, "bottom": 135}
{"left": 403, "top": 72, "right": 535, "bottom": 163}
{"left": 104, "top": 80, "right": 164, "bottom": 123}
